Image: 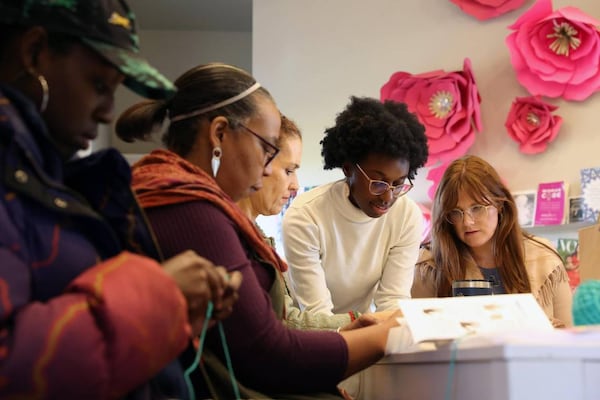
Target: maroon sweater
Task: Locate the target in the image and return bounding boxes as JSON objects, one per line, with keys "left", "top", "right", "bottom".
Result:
{"left": 146, "top": 200, "right": 348, "bottom": 396}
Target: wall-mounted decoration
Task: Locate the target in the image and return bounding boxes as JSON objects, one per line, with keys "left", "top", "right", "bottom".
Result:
{"left": 425, "top": 161, "right": 451, "bottom": 202}
{"left": 506, "top": 0, "right": 600, "bottom": 101}
{"left": 450, "top": 0, "right": 526, "bottom": 21}
{"left": 380, "top": 58, "right": 482, "bottom": 170}
{"left": 505, "top": 96, "right": 563, "bottom": 154}
{"left": 417, "top": 202, "right": 432, "bottom": 244}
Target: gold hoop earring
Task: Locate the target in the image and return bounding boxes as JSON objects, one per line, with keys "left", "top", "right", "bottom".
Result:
{"left": 27, "top": 68, "right": 49, "bottom": 113}
{"left": 37, "top": 74, "right": 49, "bottom": 113}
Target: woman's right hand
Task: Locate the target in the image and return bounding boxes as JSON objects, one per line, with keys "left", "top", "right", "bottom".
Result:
{"left": 161, "top": 250, "right": 242, "bottom": 335}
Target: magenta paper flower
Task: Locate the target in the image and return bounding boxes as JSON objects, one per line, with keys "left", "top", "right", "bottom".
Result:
{"left": 505, "top": 96, "right": 563, "bottom": 154}
{"left": 506, "top": 0, "right": 600, "bottom": 101}
{"left": 426, "top": 161, "right": 451, "bottom": 201}
{"left": 417, "top": 202, "right": 432, "bottom": 244}
{"left": 450, "top": 0, "right": 527, "bottom": 21}
{"left": 381, "top": 58, "right": 482, "bottom": 167}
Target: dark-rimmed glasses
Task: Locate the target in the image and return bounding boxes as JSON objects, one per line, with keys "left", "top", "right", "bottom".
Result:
{"left": 355, "top": 164, "right": 413, "bottom": 197}
{"left": 445, "top": 204, "right": 495, "bottom": 225}
{"left": 239, "top": 123, "right": 280, "bottom": 167}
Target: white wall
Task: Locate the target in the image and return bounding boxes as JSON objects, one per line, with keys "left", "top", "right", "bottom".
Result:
{"left": 109, "top": 29, "right": 252, "bottom": 154}
{"left": 253, "top": 0, "right": 600, "bottom": 207}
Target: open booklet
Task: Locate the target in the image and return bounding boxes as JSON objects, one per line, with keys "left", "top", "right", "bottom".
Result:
{"left": 386, "top": 294, "right": 554, "bottom": 354}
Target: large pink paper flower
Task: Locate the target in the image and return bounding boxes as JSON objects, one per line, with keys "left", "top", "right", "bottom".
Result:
{"left": 505, "top": 96, "right": 563, "bottom": 154}
{"left": 380, "top": 58, "right": 482, "bottom": 167}
{"left": 506, "top": 0, "right": 600, "bottom": 101}
{"left": 450, "top": 0, "right": 527, "bottom": 21}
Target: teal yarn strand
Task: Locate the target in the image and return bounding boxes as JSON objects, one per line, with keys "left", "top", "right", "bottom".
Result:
{"left": 444, "top": 338, "right": 460, "bottom": 400}
{"left": 573, "top": 280, "right": 600, "bottom": 326}
{"left": 184, "top": 301, "right": 214, "bottom": 400}
{"left": 183, "top": 301, "right": 240, "bottom": 400}
{"left": 219, "top": 321, "right": 241, "bottom": 399}
{"left": 444, "top": 334, "right": 472, "bottom": 400}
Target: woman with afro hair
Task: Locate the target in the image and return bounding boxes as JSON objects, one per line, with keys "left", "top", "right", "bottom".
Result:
{"left": 282, "top": 96, "right": 429, "bottom": 317}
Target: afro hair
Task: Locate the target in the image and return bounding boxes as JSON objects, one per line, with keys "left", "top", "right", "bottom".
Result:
{"left": 321, "top": 96, "right": 428, "bottom": 179}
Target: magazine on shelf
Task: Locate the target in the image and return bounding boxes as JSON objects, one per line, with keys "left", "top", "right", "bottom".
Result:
{"left": 533, "top": 181, "right": 568, "bottom": 226}
{"left": 556, "top": 238, "right": 580, "bottom": 292}
{"left": 395, "top": 294, "right": 553, "bottom": 346}
{"left": 513, "top": 190, "right": 537, "bottom": 227}
{"left": 568, "top": 196, "right": 586, "bottom": 224}
{"left": 581, "top": 167, "right": 600, "bottom": 222}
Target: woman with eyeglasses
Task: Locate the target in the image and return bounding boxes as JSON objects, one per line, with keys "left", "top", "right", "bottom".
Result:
{"left": 412, "top": 155, "right": 573, "bottom": 327}
{"left": 236, "top": 114, "right": 392, "bottom": 332}
{"left": 282, "top": 96, "right": 429, "bottom": 318}
{"left": 116, "top": 64, "right": 402, "bottom": 399}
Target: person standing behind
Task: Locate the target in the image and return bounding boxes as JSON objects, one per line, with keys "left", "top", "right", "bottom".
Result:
{"left": 0, "top": 1, "right": 241, "bottom": 398}
{"left": 238, "top": 115, "right": 382, "bottom": 330}
{"left": 412, "top": 155, "right": 572, "bottom": 327}
{"left": 282, "top": 96, "right": 429, "bottom": 315}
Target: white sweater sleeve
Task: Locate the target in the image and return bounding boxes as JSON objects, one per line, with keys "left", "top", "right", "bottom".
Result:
{"left": 282, "top": 204, "right": 335, "bottom": 315}
{"left": 373, "top": 199, "right": 423, "bottom": 311}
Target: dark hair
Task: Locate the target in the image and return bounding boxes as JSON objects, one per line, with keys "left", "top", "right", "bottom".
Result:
{"left": 116, "top": 63, "right": 273, "bottom": 157}
{"left": 0, "top": 25, "right": 78, "bottom": 64}
{"left": 431, "top": 155, "right": 541, "bottom": 296}
{"left": 320, "top": 96, "right": 428, "bottom": 179}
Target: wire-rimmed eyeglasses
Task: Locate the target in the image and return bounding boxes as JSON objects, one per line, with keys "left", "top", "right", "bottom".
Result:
{"left": 445, "top": 204, "right": 495, "bottom": 225}
{"left": 355, "top": 164, "right": 413, "bottom": 197}
{"left": 239, "top": 123, "right": 280, "bottom": 167}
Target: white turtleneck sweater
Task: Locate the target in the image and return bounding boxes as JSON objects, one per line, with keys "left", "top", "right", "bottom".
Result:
{"left": 282, "top": 179, "right": 423, "bottom": 315}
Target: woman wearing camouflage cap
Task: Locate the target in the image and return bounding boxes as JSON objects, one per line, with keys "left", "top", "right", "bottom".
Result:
{"left": 0, "top": 1, "right": 241, "bottom": 398}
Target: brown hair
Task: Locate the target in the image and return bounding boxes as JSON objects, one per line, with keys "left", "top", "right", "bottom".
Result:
{"left": 279, "top": 115, "right": 302, "bottom": 144}
{"left": 431, "top": 155, "right": 533, "bottom": 296}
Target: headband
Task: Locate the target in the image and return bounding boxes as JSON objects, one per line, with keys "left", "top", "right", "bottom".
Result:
{"left": 170, "top": 82, "right": 262, "bottom": 123}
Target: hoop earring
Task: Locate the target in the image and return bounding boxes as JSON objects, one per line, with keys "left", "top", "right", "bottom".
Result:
{"left": 211, "top": 146, "right": 222, "bottom": 178}
{"left": 31, "top": 71, "right": 49, "bottom": 113}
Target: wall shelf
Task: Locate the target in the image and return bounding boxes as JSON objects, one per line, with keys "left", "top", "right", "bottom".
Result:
{"left": 523, "top": 221, "right": 595, "bottom": 237}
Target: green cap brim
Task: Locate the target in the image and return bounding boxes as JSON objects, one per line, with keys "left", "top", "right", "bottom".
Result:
{"left": 82, "top": 38, "right": 176, "bottom": 100}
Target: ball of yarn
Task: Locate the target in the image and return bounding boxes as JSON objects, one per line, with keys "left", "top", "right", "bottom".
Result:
{"left": 572, "top": 280, "right": 600, "bottom": 326}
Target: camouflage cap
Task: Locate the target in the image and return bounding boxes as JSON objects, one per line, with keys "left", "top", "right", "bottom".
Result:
{"left": 0, "top": 0, "right": 175, "bottom": 99}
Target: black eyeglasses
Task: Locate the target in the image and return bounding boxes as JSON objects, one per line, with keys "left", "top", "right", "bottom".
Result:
{"left": 445, "top": 204, "right": 495, "bottom": 225}
{"left": 355, "top": 164, "right": 413, "bottom": 197}
{"left": 239, "top": 123, "right": 280, "bottom": 167}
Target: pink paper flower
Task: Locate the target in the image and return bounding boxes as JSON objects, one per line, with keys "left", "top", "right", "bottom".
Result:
{"left": 506, "top": 0, "right": 600, "bottom": 101}
{"left": 426, "top": 162, "right": 451, "bottom": 201}
{"left": 380, "top": 58, "right": 482, "bottom": 167}
{"left": 450, "top": 0, "right": 527, "bottom": 21}
{"left": 417, "top": 202, "right": 433, "bottom": 244}
{"left": 505, "top": 96, "right": 563, "bottom": 154}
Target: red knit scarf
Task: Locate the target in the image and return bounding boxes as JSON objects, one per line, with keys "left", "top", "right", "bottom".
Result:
{"left": 131, "top": 149, "right": 287, "bottom": 272}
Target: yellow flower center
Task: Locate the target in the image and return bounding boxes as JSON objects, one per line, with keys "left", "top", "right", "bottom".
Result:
{"left": 428, "top": 91, "right": 454, "bottom": 119}
{"left": 547, "top": 20, "right": 581, "bottom": 57}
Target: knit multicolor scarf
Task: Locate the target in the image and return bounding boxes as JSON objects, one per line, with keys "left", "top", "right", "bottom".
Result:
{"left": 131, "top": 149, "right": 287, "bottom": 273}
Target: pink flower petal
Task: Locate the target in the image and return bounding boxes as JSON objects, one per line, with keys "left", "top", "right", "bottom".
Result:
{"left": 451, "top": 0, "right": 527, "bottom": 21}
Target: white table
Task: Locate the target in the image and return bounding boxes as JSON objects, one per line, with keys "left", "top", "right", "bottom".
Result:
{"left": 362, "top": 331, "right": 600, "bottom": 400}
